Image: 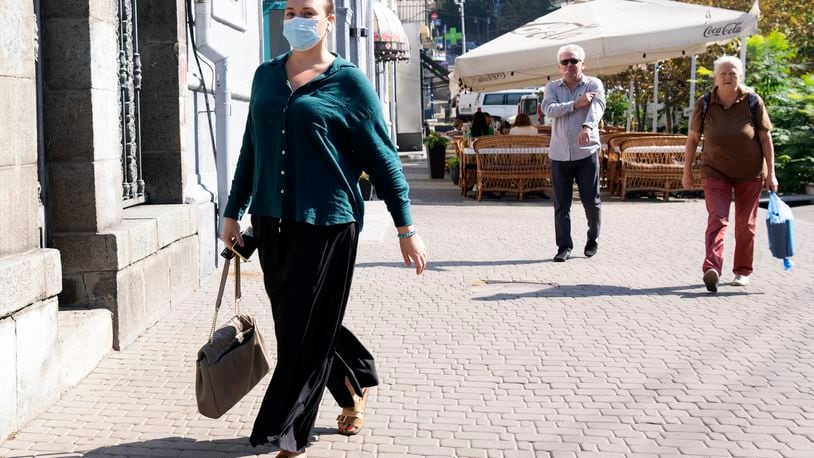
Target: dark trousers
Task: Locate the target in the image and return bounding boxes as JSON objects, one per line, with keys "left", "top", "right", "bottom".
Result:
{"left": 551, "top": 154, "right": 602, "bottom": 250}
{"left": 249, "top": 216, "right": 378, "bottom": 452}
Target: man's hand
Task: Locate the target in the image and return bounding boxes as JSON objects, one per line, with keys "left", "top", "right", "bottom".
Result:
{"left": 574, "top": 91, "right": 597, "bottom": 109}
{"left": 577, "top": 126, "right": 591, "bottom": 146}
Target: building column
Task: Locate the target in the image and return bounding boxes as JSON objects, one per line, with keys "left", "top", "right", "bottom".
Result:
{"left": 0, "top": 0, "right": 62, "bottom": 440}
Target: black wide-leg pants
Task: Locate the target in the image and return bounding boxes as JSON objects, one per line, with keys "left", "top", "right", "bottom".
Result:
{"left": 249, "top": 216, "right": 378, "bottom": 452}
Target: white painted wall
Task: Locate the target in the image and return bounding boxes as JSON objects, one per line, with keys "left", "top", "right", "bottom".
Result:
{"left": 184, "top": 0, "right": 263, "bottom": 274}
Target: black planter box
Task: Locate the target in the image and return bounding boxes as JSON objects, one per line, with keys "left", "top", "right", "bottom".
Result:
{"left": 428, "top": 144, "right": 446, "bottom": 179}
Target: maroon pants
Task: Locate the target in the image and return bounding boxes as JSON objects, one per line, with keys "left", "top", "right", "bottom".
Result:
{"left": 702, "top": 177, "right": 763, "bottom": 276}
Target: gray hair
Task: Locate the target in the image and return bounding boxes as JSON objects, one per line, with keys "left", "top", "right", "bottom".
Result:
{"left": 713, "top": 55, "right": 751, "bottom": 91}
{"left": 557, "top": 44, "right": 585, "bottom": 62}
{"left": 713, "top": 55, "right": 744, "bottom": 77}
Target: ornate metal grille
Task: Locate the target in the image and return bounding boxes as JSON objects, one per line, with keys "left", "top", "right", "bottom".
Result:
{"left": 397, "top": 0, "right": 429, "bottom": 24}
{"left": 119, "top": 0, "right": 146, "bottom": 207}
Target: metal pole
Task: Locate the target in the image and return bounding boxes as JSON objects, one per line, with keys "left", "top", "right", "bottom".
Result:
{"left": 453, "top": 0, "right": 466, "bottom": 54}
{"left": 688, "top": 55, "right": 697, "bottom": 115}
{"left": 740, "top": 36, "right": 748, "bottom": 79}
{"left": 459, "top": 0, "right": 466, "bottom": 53}
{"left": 627, "top": 78, "right": 634, "bottom": 132}
{"left": 652, "top": 62, "right": 659, "bottom": 133}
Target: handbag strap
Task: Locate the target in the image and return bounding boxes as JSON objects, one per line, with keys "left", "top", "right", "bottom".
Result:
{"left": 208, "top": 256, "right": 242, "bottom": 341}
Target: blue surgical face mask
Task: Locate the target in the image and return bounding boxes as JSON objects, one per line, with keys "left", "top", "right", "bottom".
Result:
{"left": 283, "top": 17, "right": 326, "bottom": 51}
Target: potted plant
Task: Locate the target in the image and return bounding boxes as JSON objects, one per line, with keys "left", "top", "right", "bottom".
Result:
{"left": 358, "top": 172, "right": 373, "bottom": 200}
{"left": 446, "top": 156, "right": 460, "bottom": 186}
{"left": 422, "top": 131, "right": 449, "bottom": 179}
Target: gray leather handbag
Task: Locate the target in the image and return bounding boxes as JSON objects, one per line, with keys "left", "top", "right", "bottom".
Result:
{"left": 196, "top": 254, "right": 270, "bottom": 419}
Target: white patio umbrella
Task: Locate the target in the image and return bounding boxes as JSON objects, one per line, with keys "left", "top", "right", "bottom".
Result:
{"left": 453, "top": 0, "right": 759, "bottom": 92}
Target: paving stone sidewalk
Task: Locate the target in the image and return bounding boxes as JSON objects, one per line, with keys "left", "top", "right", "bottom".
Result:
{"left": 2, "top": 160, "right": 814, "bottom": 458}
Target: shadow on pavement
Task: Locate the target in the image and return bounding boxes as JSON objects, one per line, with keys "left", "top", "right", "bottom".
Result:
{"left": 356, "top": 259, "right": 550, "bottom": 272}
{"left": 80, "top": 427, "right": 334, "bottom": 457}
{"left": 470, "top": 280, "right": 759, "bottom": 300}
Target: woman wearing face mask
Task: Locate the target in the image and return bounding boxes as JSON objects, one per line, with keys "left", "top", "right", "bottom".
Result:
{"left": 220, "top": 0, "right": 428, "bottom": 455}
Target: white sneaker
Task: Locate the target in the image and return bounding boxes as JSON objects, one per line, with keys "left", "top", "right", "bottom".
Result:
{"left": 703, "top": 269, "right": 719, "bottom": 293}
{"left": 732, "top": 274, "right": 750, "bottom": 286}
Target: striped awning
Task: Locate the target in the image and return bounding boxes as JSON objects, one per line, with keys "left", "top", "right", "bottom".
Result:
{"left": 372, "top": 2, "right": 410, "bottom": 62}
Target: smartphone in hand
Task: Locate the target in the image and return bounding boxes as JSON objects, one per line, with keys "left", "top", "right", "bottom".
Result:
{"left": 220, "top": 227, "right": 257, "bottom": 261}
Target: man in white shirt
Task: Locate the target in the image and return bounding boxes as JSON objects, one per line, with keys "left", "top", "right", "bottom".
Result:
{"left": 542, "top": 44, "right": 606, "bottom": 262}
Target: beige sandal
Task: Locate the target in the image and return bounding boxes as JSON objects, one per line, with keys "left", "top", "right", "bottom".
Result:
{"left": 275, "top": 451, "right": 306, "bottom": 458}
{"left": 337, "top": 380, "right": 369, "bottom": 436}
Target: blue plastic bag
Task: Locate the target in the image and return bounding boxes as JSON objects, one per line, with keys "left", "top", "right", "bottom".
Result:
{"left": 766, "top": 192, "right": 795, "bottom": 270}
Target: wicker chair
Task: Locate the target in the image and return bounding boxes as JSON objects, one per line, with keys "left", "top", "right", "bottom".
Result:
{"left": 605, "top": 134, "right": 689, "bottom": 195}
{"left": 457, "top": 134, "right": 481, "bottom": 196}
{"left": 472, "top": 135, "right": 551, "bottom": 201}
{"left": 536, "top": 125, "right": 552, "bottom": 135}
{"left": 450, "top": 135, "right": 468, "bottom": 194}
{"left": 617, "top": 136, "right": 698, "bottom": 200}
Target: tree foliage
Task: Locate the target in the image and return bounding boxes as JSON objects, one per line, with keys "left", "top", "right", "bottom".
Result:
{"left": 495, "top": 0, "right": 558, "bottom": 37}
{"left": 745, "top": 33, "right": 814, "bottom": 192}
{"left": 604, "top": 87, "right": 630, "bottom": 127}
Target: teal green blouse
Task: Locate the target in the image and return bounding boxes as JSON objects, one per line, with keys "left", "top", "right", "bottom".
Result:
{"left": 224, "top": 53, "right": 412, "bottom": 229}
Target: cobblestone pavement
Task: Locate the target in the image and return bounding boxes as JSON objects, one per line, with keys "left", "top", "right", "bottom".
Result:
{"left": 3, "top": 160, "right": 814, "bottom": 458}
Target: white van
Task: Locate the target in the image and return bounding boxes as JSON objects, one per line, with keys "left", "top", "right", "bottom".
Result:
{"left": 476, "top": 89, "right": 538, "bottom": 122}
{"left": 454, "top": 91, "right": 480, "bottom": 120}
{"left": 454, "top": 88, "right": 539, "bottom": 122}
{"left": 506, "top": 93, "right": 546, "bottom": 126}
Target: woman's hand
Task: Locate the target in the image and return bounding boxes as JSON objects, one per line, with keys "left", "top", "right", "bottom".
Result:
{"left": 766, "top": 173, "right": 779, "bottom": 193}
{"left": 221, "top": 217, "right": 243, "bottom": 247}
{"left": 682, "top": 169, "right": 695, "bottom": 190}
{"left": 399, "top": 233, "right": 427, "bottom": 275}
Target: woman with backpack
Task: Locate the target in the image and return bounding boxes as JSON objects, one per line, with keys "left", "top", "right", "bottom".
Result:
{"left": 681, "top": 55, "right": 778, "bottom": 293}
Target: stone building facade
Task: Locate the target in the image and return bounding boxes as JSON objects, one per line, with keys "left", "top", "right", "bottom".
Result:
{"left": 0, "top": 0, "right": 410, "bottom": 441}
{"left": 0, "top": 0, "right": 208, "bottom": 440}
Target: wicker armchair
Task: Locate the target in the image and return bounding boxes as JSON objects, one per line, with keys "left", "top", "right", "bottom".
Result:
{"left": 617, "top": 136, "right": 701, "bottom": 200}
{"left": 450, "top": 135, "right": 470, "bottom": 195}
{"left": 472, "top": 135, "right": 551, "bottom": 201}
{"left": 605, "top": 134, "right": 689, "bottom": 195}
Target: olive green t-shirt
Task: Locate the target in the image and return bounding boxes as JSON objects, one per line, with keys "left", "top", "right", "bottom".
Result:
{"left": 690, "top": 87, "right": 772, "bottom": 182}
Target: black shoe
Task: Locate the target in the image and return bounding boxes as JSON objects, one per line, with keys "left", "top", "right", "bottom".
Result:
{"left": 584, "top": 240, "right": 598, "bottom": 257}
{"left": 554, "top": 248, "right": 571, "bottom": 262}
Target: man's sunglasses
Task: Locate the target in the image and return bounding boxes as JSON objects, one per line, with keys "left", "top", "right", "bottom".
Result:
{"left": 559, "top": 58, "right": 581, "bottom": 66}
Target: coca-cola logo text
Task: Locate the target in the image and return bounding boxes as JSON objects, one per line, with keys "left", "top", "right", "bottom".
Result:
{"left": 473, "top": 72, "right": 507, "bottom": 83}
{"left": 703, "top": 22, "right": 743, "bottom": 38}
